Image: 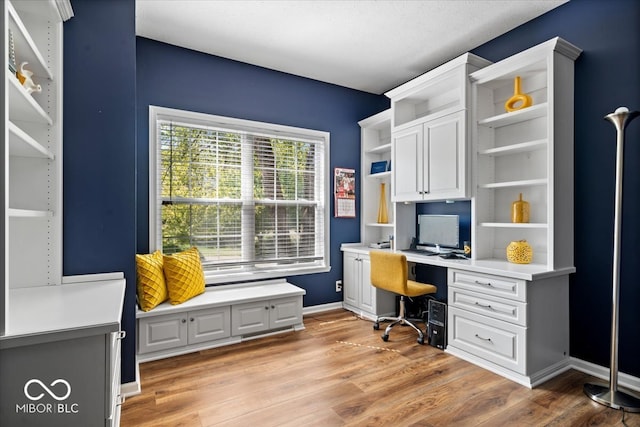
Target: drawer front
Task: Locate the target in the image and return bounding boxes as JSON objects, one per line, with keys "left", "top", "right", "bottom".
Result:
{"left": 448, "top": 306, "right": 526, "bottom": 374}
{"left": 188, "top": 306, "right": 231, "bottom": 345}
{"left": 449, "top": 287, "right": 527, "bottom": 326}
{"left": 449, "top": 269, "right": 526, "bottom": 302}
{"left": 138, "top": 312, "right": 188, "bottom": 354}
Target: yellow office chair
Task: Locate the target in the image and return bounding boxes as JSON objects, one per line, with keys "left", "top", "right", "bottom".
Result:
{"left": 370, "top": 251, "right": 437, "bottom": 345}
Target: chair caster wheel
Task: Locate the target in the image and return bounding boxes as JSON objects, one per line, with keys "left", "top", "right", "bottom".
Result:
{"left": 373, "top": 322, "right": 380, "bottom": 330}
{"left": 417, "top": 337, "right": 424, "bottom": 345}
{"left": 382, "top": 334, "right": 389, "bottom": 342}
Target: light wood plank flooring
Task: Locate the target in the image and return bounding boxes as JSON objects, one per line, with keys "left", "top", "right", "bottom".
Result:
{"left": 121, "top": 309, "right": 640, "bottom": 426}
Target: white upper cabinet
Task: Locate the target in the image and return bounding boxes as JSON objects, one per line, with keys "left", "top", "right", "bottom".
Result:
{"left": 470, "top": 37, "right": 581, "bottom": 269}
{"left": 387, "top": 53, "right": 491, "bottom": 203}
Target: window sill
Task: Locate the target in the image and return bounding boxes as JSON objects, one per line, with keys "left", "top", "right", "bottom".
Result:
{"left": 204, "top": 264, "right": 331, "bottom": 286}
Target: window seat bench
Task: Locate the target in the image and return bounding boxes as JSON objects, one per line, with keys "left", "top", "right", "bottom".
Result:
{"left": 136, "top": 279, "right": 306, "bottom": 362}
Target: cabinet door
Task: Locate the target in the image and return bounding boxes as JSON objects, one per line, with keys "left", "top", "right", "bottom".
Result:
{"left": 424, "top": 111, "right": 465, "bottom": 199}
{"left": 392, "top": 124, "right": 423, "bottom": 202}
{"left": 138, "top": 312, "right": 188, "bottom": 354}
{"left": 343, "top": 252, "right": 360, "bottom": 308}
{"left": 232, "top": 301, "right": 270, "bottom": 336}
{"left": 188, "top": 306, "right": 231, "bottom": 345}
{"left": 359, "top": 255, "right": 376, "bottom": 313}
{"left": 269, "top": 297, "right": 303, "bottom": 329}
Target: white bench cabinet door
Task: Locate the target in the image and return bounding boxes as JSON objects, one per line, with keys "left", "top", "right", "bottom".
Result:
{"left": 232, "top": 301, "right": 270, "bottom": 335}
{"left": 188, "top": 306, "right": 231, "bottom": 345}
{"left": 138, "top": 312, "right": 188, "bottom": 354}
{"left": 270, "top": 297, "right": 303, "bottom": 329}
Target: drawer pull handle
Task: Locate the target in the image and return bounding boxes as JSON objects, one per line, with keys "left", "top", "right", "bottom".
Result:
{"left": 475, "top": 334, "right": 493, "bottom": 343}
{"left": 474, "top": 280, "right": 494, "bottom": 287}
{"left": 474, "top": 302, "right": 494, "bottom": 310}
{"left": 116, "top": 331, "right": 126, "bottom": 340}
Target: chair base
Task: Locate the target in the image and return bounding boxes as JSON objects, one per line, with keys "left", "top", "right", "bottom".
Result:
{"left": 373, "top": 295, "right": 426, "bottom": 345}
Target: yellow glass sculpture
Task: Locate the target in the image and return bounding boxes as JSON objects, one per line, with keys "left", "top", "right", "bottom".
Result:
{"left": 511, "top": 193, "right": 530, "bottom": 223}
{"left": 377, "top": 182, "right": 388, "bottom": 224}
{"left": 506, "top": 240, "right": 533, "bottom": 264}
{"left": 504, "top": 76, "right": 532, "bottom": 112}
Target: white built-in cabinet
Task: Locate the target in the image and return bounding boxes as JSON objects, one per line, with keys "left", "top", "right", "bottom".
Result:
{"left": 137, "top": 280, "right": 306, "bottom": 363}
{"left": 392, "top": 110, "right": 465, "bottom": 202}
{"left": 470, "top": 37, "right": 581, "bottom": 269}
{"left": 342, "top": 250, "right": 395, "bottom": 320}
{"left": 2, "top": 2, "right": 127, "bottom": 424}
{"left": 386, "top": 53, "right": 491, "bottom": 204}
{"left": 3, "top": 0, "right": 70, "bottom": 332}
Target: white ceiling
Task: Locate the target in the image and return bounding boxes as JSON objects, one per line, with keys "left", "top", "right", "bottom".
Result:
{"left": 136, "top": 0, "right": 568, "bottom": 95}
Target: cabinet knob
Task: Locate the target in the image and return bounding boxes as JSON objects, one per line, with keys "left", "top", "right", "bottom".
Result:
{"left": 271, "top": 305, "right": 275, "bottom": 309}
{"left": 190, "top": 317, "right": 195, "bottom": 322}
{"left": 265, "top": 306, "right": 269, "bottom": 310}
{"left": 181, "top": 318, "right": 187, "bottom": 323}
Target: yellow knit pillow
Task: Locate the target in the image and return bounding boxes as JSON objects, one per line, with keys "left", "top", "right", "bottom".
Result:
{"left": 163, "top": 247, "right": 205, "bottom": 305}
{"left": 135, "top": 250, "right": 168, "bottom": 312}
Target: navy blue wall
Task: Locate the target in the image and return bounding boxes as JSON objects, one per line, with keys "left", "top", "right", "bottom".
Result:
{"left": 135, "top": 37, "right": 389, "bottom": 308}
{"left": 472, "top": 0, "right": 640, "bottom": 377}
{"left": 60, "top": 0, "right": 640, "bottom": 386}
{"left": 63, "top": 0, "right": 137, "bottom": 383}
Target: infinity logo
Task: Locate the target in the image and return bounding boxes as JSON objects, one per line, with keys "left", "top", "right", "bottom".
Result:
{"left": 24, "top": 379, "right": 71, "bottom": 401}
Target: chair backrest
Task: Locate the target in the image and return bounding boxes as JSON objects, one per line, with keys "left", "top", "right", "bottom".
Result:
{"left": 369, "top": 251, "right": 408, "bottom": 295}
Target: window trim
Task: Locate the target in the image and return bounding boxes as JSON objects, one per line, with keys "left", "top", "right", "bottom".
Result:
{"left": 148, "top": 106, "right": 331, "bottom": 284}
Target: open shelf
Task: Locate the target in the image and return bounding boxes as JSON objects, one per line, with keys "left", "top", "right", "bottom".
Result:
{"left": 8, "top": 1, "right": 53, "bottom": 80}
{"left": 479, "top": 222, "right": 548, "bottom": 229}
{"left": 479, "top": 178, "right": 548, "bottom": 189}
{"left": 8, "top": 121, "right": 54, "bottom": 159}
{"left": 366, "top": 143, "right": 391, "bottom": 154}
{"left": 365, "top": 222, "right": 394, "bottom": 228}
{"left": 367, "top": 171, "right": 391, "bottom": 179}
{"left": 478, "top": 103, "right": 548, "bottom": 128}
{"left": 8, "top": 76, "right": 52, "bottom": 125}
{"left": 8, "top": 208, "right": 53, "bottom": 218}
{"left": 479, "top": 139, "right": 547, "bottom": 157}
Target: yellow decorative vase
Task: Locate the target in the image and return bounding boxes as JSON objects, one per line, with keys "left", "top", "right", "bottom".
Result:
{"left": 377, "top": 182, "right": 388, "bottom": 224}
{"left": 506, "top": 240, "right": 533, "bottom": 264}
{"left": 504, "top": 76, "right": 533, "bottom": 112}
{"left": 511, "top": 193, "right": 530, "bottom": 223}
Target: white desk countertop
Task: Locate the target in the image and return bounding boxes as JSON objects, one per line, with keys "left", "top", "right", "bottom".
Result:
{"left": 341, "top": 244, "right": 575, "bottom": 281}
{"left": 1, "top": 277, "right": 126, "bottom": 348}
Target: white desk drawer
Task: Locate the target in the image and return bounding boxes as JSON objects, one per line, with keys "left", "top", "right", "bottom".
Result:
{"left": 449, "top": 287, "right": 527, "bottom": 326}
{"left": 449, "top": 269, "right": 526, "bottom": 302}
{"left": 449, "top": 306, "right": 526, "bottom": 374}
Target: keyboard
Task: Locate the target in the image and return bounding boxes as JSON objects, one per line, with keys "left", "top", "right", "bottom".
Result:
{"left": 401, "top": 249, "right": 440, "bottom": 256}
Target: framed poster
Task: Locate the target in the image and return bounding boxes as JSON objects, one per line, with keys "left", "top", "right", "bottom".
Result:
{"left": 334, "top": 167, "right": 356, "bottom": 218}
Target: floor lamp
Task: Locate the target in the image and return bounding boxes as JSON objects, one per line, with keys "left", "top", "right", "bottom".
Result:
{"left": 583, "top": 107, "right": 640, "bottom": 412}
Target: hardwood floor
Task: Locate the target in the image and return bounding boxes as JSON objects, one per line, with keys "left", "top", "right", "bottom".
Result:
{"left": 121, "top": 309, "right": 640, "bottom": 426}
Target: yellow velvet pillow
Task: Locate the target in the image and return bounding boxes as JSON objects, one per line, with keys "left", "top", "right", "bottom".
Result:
{"left": 135, "top": 250, "right": 168, "bottom": 312}
{"left": 163, "top": 247, "right": 205, "bottom": 305}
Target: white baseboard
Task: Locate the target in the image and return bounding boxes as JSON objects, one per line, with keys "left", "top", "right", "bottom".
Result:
{"left": 303, "top": 301, "right": 343, "bottom": 315}
{"left": 571, "top": 357, "right": 640, "bottom": 393}
{"left": 120, "top": 362, "right": 141, "bottom": 398}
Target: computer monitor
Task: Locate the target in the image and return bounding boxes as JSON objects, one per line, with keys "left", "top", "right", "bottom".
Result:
{"left": 418, "top": 214, "right": 460, "bottom": 250}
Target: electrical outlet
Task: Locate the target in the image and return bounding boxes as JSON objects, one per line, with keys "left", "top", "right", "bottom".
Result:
{"left": 335, "top": 280, "right": 342, "bottom": 292}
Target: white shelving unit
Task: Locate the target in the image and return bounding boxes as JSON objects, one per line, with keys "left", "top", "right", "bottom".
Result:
{"left": 470, "top": 37, "right": 582, "bottom": 270}
{"left": 386, "top": 53, "right": 491, "bottom": 206}
{"left": 2, "top": 0, "right": 67, "bottom": 330}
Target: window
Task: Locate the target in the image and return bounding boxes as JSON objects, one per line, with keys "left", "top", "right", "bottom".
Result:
{"left": 149, "top": 106, "right": 330, "bottom": 284}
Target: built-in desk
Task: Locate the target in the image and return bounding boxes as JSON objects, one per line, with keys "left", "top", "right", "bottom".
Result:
{"left": 341, "top": 244, "right": 574, "bottom": 388}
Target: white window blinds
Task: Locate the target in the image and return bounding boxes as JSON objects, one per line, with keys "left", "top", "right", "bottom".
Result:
{"left": 150, "top": 107, "right": 330, "bottom": 283}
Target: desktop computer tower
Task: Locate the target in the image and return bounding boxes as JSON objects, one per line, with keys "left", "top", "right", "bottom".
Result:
{"left": 427, "top": 300, "right": 447, "bottom": 350}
